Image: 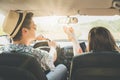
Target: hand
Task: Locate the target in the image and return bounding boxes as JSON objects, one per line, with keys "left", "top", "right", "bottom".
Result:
{"left": 48, "top": 41, "right": 57, "bottom": 48}
{"left": 63, "top": 26, "right": 74, "bottom": 34}
{"left": 36, "top": 35, "right": 50, "bottom": 41}
{"left": 63, "top": 26, "right": 76, "bottom": 41}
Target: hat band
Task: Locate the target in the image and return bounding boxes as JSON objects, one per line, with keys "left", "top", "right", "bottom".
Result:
{"left": 10, "top": 13, "right": 23, "bottom": 36}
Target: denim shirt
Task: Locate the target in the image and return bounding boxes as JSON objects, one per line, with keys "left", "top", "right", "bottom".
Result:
{"left": 0, "top": 44, "right": 55, "bottom": 71}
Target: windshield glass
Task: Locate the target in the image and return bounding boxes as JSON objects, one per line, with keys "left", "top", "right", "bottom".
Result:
{"left": 0, "top": 14, "right": 120, "bottom": 41}
{"left": 33, "top": 15, "right": 120, "bottom": 41}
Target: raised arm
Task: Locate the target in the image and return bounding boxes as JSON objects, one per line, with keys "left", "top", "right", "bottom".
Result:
{"left": 63, "top": 26, "right": 83, "bottom": 56}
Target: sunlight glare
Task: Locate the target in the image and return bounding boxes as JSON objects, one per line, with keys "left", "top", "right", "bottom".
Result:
{"left": 33, "top": 16, "right": 60, "bottom": 24}
{"left": 0, "top": 14, "right": 5, "bottom": 26}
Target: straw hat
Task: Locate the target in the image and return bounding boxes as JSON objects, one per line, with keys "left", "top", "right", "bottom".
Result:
{"left": 2, "top": 10, "right": 27, "bottom": 38}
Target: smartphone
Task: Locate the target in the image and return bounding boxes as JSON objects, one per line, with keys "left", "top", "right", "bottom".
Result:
{"left": 79, "top": 42, "right": 87, "bottom": 52}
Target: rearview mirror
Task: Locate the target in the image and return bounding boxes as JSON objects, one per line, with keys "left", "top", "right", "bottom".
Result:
{"left": 68, "top": 17, "right": 78, "bottom": 24}
{"left": 58, "top": 16, "right": 78, "bottom": 24}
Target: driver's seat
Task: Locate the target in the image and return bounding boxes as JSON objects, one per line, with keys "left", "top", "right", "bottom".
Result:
{"left": 0, "top": 51, "right": 47, "bottom": 80}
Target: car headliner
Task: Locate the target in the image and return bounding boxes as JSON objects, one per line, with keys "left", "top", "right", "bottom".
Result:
{"left": 0, "top": 0, "right": 120, "bottom": 16}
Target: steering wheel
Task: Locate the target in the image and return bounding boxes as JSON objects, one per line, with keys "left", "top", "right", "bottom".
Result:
{"left": 33, "top": 41, "right": 50, "bottom": 52}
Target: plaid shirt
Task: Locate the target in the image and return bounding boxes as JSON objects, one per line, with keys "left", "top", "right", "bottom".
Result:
{"left": 0, "top": 44, "right": 55, "bottom": 71}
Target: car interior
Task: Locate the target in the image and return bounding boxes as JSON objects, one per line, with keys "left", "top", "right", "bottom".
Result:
{"left": 0, "top": 0, "right": 120, "bottom": 80}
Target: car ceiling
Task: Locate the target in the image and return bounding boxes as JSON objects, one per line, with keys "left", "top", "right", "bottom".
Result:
{"left": 0, "top": 0, "right": 120, "bottom": 16}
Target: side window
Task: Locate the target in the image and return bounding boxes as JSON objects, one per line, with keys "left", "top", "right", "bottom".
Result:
{"left": 0, "top": 35, "right": 11, "bottom": 46}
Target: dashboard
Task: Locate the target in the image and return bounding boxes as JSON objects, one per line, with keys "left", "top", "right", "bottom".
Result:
{"left": 56, "top": 42, "right": 87, "bottom": 69}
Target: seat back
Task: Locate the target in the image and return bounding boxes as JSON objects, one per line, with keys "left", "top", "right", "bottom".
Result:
{"left": 70, "top": 51, "right": 120, "bottom": 80}
{"left": 0, "top": 66, "right": 37, "bottom": 80}
{"left": 0, "top": 52, "right": 47, "bottom": 80}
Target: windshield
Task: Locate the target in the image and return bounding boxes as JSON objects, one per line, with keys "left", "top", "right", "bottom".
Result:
{"left": 0, "top": 14, "right": 120, "bottom": 41}
{"left": 33, "top": 15, "right": 120, "bottom": 41}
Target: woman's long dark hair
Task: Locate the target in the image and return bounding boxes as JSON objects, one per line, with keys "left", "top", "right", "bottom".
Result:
{"left": 88, "top": 26, "right": 120, "bottom": 52}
